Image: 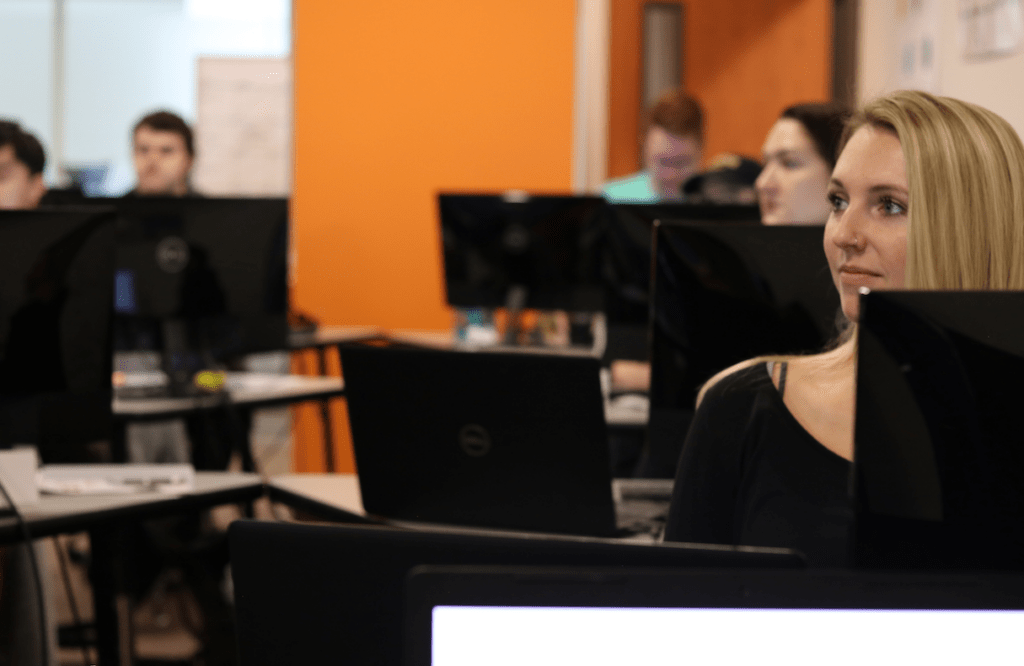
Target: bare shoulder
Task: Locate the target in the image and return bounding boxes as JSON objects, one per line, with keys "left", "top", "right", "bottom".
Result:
{"left": 695, "top": 356, "right": 789, "bottom": 408}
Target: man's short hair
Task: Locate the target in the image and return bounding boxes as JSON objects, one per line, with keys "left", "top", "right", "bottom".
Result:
{"left": 647, "top": 89, "right": 705, "bottom": 145}
{"left": 133, "top": 110, "right": 195, "bottom": 157}
{"left": 0, "top": 120, "right": 46, "bottom": 175}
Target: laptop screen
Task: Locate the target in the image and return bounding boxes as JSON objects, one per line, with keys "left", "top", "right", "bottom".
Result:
{"left": 430, "top": 606, "right": 1023, "bottom": 665}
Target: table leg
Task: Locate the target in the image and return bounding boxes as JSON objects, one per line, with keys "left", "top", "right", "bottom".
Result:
{"left": 89, "top": 524, "right": 134, "bottom": 666}
{"left": 317, "top": 346, "right": 336, "bottom": 473}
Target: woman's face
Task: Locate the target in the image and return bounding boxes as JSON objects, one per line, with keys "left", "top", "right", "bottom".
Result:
{"left": 755, "top": 118, "right": 833, "bottom": 225}
{"left": 823, "top": 125, "right": 909, "bottom": 321}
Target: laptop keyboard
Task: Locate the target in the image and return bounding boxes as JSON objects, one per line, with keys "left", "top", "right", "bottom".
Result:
{"left": 613, "top": 479, "right": 673, "bottom": 541}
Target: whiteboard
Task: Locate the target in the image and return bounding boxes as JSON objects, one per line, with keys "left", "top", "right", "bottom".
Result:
{"left": 193, "top": 56, "right": 292, "bottom": 196}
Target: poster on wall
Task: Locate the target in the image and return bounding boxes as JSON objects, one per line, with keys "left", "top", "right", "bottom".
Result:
{"left": 895, "top": 0, "right": 942, "bottom": 93}
{"left": 959, "top": 0, "right": 1024, "bottom": 60}
{"left": 193, "top": 57, "right": 292, "bottom": 196}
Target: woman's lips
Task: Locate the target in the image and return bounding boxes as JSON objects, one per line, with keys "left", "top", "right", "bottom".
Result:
{"left": 839, "top": 267, "right": 882, "bottom": 286}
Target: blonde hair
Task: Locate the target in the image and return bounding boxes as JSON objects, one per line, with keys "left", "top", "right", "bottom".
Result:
{"left": 841, "top": 90, "right": 1024, "bottom": 290}
{"left": 697, "top": 91, "right": 1024, "bottom": 406}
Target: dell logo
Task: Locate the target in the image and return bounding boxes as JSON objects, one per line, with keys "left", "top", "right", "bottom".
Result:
{"left": 458, "top": 424, "right": 491, "bottom": 457}
{"left": 156, "top": 236, "right": 190, "bottom": 274}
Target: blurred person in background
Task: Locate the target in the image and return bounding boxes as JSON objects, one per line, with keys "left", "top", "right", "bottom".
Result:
{"left": 604, "top": 89, "right": 705, "bottom": 203}
{"left": 128, "top": 110, "right": 195, "bottom": 197}
{"left": 0, "top": 120, "right": 46, "bottom": 209}
{"left": 756, "top": 102, "right": 848, "bottom": 225}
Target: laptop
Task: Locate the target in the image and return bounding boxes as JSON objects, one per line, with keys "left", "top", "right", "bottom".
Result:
{"left": 405, "top": 565, "right": 1024, "bottom": 666}
{"left": 228, "top": 520, "right": 803, "bottom": 666}
{"left": 854, "top": 290, "right": 1024, "bottom": 570}
{"left": 340, "top": 344, "right": 630, "bottom": 536}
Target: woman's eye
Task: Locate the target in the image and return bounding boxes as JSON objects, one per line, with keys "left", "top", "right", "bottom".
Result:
{"left": 782, "top": 159, "right": 800, "bottom": 169}
{"left": 828, "top": 193, "right": 848, "bottom": 212}
{"left": 881, "top": 197, "right": 907, "bottom": 216}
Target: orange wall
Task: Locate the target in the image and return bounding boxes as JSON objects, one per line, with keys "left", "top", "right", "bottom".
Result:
{"left": 608, "top": 0, "right": 833, "bottom": 178}
{"left": 293, "top": 1, "right": 577, "bottom": 332}
{"left": 291, "top": 1, "right": 577, "bottom": 472}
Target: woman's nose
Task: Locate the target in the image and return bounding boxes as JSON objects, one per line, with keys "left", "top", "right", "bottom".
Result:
{"left": 831, "top": 202, "right": 867, "bottom": 251}
{"left": 755, "top": 164, "right": 775, "bottom": 193}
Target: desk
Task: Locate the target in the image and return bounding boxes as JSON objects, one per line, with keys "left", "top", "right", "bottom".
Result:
{"left": 287, "top": 324, "right": 385, "bottom": 351}
{"left": 266, "top": 473, "right": 668, "bottom": 543}
{"left": 266, "top": 473, "right": 373, "bottom": 524}
{"left": 0, "top": 472, "right": 263, "bottom": 666}
{"left": 112, "top": 373, "right": 345, "bottom": 421}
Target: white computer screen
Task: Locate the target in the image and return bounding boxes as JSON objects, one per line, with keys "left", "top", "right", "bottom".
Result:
{"left": 432, "top": 606, "right": 1024, "bottom": 666}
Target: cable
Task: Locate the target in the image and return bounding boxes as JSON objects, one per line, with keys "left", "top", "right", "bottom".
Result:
{"left": 53, "top": 536, "right": 93, "bottom": 666}
{"left": 0, "top": 475, "right": 50, "bottom": 666}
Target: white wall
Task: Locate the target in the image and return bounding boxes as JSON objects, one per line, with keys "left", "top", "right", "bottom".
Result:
{"left": 0, "top": 1, "right": 55, "bottom": 179}
{"left": 858, "top": 0, "right": 1024, "bottom": 139}
{"left": 0, "top": 0, "right": 291, "bottom": 194}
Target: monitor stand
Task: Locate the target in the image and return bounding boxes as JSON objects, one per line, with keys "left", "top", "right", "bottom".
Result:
{"left": 501, "top": 285, "right": 528, "bottom": 345}
{"left": 160, "top": 318, "right": 224, "bottom": 397}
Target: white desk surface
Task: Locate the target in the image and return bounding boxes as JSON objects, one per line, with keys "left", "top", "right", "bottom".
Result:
{"left": 113, "top": 373, "right": 344, "bottom": 417}
{"left": 386, "top": 329, "right": 601, "bottom": 357}
{"left": 289, "top": 324, "right": 385, "bottom": 349}
{"left": 1, "top": 471, "right": 263, "bottom": 542}
{"left": 23, "top": 471, "right": 261, "bottom": 518}
{"left": 268, "top": 472, "right": 365, "bottom": 515}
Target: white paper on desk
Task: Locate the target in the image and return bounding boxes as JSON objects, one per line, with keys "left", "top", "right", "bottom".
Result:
{"left": 0, "top": 448, "right": 41, "bottom": 507}
{"left": 37, "top": 463, "right": 196, "bottom": 496}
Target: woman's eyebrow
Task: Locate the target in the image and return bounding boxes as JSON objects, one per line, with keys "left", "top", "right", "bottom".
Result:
{"left": 866, "top": 184, "right": 909, "bottom": 197}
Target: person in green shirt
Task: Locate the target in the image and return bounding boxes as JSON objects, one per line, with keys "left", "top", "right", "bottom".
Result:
{"left": 603, "top": 88, "right": 704, "bottom": 203}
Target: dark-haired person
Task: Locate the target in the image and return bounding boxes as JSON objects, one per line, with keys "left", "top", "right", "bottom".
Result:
{"left": 0, "top": 120, "right": 53, "bottom": 665}
{"left": 756, "top": 102, "right": 848, "bottom": 225}
{"left": 603, "top": 89, "right": 705, "bottom": 202}
{"left": 0, "top": 120, "right": 46, "bottom": 209}
{"left": 129, "top": 110, "right": 195, "bottom": 196}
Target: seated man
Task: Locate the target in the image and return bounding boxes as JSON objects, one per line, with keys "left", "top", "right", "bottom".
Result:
{"left": 0, "top": 120, "right": 46, "bottom": 209}
{"left": 128, "top": 110, "right": 196, "bottom": 196}
{"left": 603, "top": 89, "right": 704, "bottom": 203}
{"left": 0, "top": 119, "right": 52, "bottom": 664}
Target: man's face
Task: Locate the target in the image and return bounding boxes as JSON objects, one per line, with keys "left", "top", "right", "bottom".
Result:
{"left": 643, "top": 125, "right": 702, "bottom": 201}
{"left": 0, "top": 144, "right": 45, "bottom": 209}
{"left": 132, "top": 126, "right": 193, "bottom": 196}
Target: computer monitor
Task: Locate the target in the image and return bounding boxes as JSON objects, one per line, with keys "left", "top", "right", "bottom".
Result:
{"left": 229, "top": 520, "right": 802, "bottom": 666}
{"left": 0, "top": 207, "right": 117, "bottom": 460}
{"left": 854, "top": 290, "right": 1024, "bottom": 570}
{"left": 109, "top": 197, "right": 288, "bottom": 367}
{"left": 601, "top": 203, "right": 762, "bottom": 360}
{"left": 406, "top": 566, "right": 1024, "bottom": 666}
{"left": 643, "top": 221, "right": 839, "bottom": 476}
{"left": 437, "top": 193, "right": 607, "bottom": 313}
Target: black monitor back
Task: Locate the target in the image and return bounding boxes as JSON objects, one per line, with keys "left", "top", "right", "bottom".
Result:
{"left": 438, "top": 193, "right": 607, "bottom": 312}
{"left": 229, "top": 520, "right": 803, "bottom": 666}
{"left": 855, "top": 290, "right": 1024, "bottom": 570}
{"left": 600, "top": 204, "right": 761, "bottom": 361}
{"left": 110, "top": 196, "right": 288, "bottom": 358}
{"left": 644, "top": 222, "right": 839, "bottom": 476}
{"left": 0, "top": 207, "right": 116, "bottom": 459}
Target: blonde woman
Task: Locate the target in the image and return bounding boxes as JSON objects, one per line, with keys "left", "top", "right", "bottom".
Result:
{"left": 663, "top": 91, "right": 1024, "bottom": 566}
